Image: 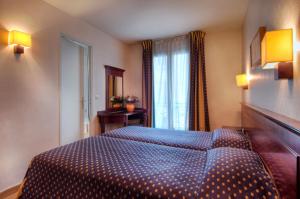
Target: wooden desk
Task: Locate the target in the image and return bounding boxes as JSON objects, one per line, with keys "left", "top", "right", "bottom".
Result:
{"left": 97, "top": 108, "right": 147, "bottom": 133}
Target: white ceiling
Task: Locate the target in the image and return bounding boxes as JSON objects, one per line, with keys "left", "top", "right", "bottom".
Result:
{"left": 43, "top": 0, "right": 249, "bottom": 43}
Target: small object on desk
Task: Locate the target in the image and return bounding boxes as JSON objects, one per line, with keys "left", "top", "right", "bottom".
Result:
{"left": 126, "top": 103, "right": 135, "bottom": 112}
{"left": 125, "top": 96, "right": 139, "bottom": 113}
{"left": 110, "top": 96, "right": 123, "bottom": 111}
{"left": 112, "top": 103, "right": 122, "bottom": 110}
{"left": 97, "top": 108, "right": 147, "bottom": 134}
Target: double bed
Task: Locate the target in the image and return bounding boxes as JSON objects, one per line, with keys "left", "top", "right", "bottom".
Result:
{"left": 18, "top": 104, "right": 300, "bottom": 198}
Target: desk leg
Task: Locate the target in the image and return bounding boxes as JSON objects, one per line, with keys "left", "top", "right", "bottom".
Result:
{"left": 143, "top": 112, "right": 148, "bottom": 127}
{"left": 124, "top": 116, "right": 128, "bottom": 127}
{"left": 140, "top": 115, "right": 144, "bottom": 125}
{"left": 100, "top": 117, "right": 105, "bottom": 134}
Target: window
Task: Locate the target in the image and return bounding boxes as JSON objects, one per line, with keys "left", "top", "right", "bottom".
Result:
{"left": 153, "top": 36, "right": 190, "bottom": 130}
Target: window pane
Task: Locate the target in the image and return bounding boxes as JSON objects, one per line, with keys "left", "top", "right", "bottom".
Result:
{"left": 172, "top": 52, "right": 189, "bottom": 130}
{"left": 153, "top": 52, "right": 189, "bottom": 130}
{"left": 153, "top": 55, "right": 169, "bottom": 129}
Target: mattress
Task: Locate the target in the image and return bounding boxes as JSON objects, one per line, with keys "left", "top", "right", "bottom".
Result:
{"left": 19, "top": 136, "right": 278, "bottom": 198}
{"left": 102, "top": 126, "right": 252, "bottom": 150}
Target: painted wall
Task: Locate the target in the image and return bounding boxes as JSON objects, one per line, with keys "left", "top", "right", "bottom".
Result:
{"left": 206, "top": 29, "right": 242, "bottom": 129}
{"left": 243, "top": 0, "right": 300, "bottom": 121}
{"left": 0, "top": 0, "right": 128, "bottom": 191}
{"left": 124, "top": 44, "right": 143, "bottom": 107}
{"left": 126, "top": 29, "right": 243, "bottom": 130}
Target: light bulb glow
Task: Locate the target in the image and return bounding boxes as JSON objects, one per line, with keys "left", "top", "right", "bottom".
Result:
{"left": 8, "top": 30, "right": 31, "bottom": 47}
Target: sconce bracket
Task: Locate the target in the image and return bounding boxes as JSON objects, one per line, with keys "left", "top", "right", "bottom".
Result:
{"left": 14, "top": 45, "right": 24, "bottom": 54}
{"left": 274, "top": 62, "right": 293, "bottom": 80}
{"left": 242, "top": 85, "right": 248, "bottom": 90}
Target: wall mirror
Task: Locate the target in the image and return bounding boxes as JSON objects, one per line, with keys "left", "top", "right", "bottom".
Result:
{"left": 105, "top": 65, "right": 125, "bottom": 110}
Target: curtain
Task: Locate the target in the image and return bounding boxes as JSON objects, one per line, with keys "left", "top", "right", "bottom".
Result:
{"left": 153, "top": 35, "right": 190, "bottom": 130}
{"left": 142, "top": 40, "right": 153, "bottom": 127}
{"left": 189, "top": 31, "right": 210, "bottom": 131}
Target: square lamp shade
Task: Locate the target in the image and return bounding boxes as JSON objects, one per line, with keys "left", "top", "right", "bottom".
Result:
{"left": 236, "top": 74, "right": 248, "bottom": 89}
{"left": 261, "top": 29, "right": 293, "bottom": 68}
{"left": 9, "top": 30, "right": 31, "bottom": 47}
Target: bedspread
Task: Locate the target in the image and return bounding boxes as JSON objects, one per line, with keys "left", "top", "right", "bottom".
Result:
{"left": 19, "top": 136, "right": 278, "bottom": 198}
{"left": 103, "top": 126, "right": 251, "bottom": 150}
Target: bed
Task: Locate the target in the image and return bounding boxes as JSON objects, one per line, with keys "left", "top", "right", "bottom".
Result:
{"left": 19, "top": 136, "right": 278, "bottom": 198}
{"left": 18, "top": 103, "right": 300, "bottom": 198}
{"left": 102, "top": 126, "right": 252, "bottom": 151}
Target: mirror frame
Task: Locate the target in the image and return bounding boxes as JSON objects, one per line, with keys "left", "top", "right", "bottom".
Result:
{"left": 104, "top": 65, "right": 125, "bottom": 110}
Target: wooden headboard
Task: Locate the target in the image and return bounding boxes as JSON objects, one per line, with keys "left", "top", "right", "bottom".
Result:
{"left": 242, "top": 103, "right": 300, "bottom": 199}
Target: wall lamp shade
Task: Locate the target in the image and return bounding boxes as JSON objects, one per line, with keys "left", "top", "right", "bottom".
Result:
{"left": 8, "top": 30, "right": 31, "bottom": 54}
{"left": 261, "top": 29, "right": 293, "bottom": 68}
{"left": 236, "top": 74, "right": 248, "bottom": 89}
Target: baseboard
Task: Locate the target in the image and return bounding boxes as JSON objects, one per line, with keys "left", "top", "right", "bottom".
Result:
{"left": 0, "top": 184, "right": 20, "bottom": 198}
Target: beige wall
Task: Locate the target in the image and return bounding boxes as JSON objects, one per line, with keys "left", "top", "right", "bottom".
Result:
{"left": 206, "top": 30, "right": 242, "bottom": 129}
{"left": 0, "top": 0, "right": 128, "bottom": 191}
{"left": 124, "top": 44, "right": 143, "bottom": 107}
{"left": 243, "top": 0, "right": 300, "bottom": 120}
{"left": 126, "top": 29, "right": 243, "bottom": 130}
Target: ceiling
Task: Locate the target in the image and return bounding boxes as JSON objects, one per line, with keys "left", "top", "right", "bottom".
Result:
{"left": 43, "top": 0, "right": 249, "bottom": 43}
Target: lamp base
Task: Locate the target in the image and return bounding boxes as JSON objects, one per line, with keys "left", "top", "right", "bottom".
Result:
{"left": 242, "top": 85, "right": 249, "bottom": 90}
{"left": 274, "top": 62, "right": 293, "bottom": 80}
{"left": 14, "top": 45, "right": 24, "bottom": 54}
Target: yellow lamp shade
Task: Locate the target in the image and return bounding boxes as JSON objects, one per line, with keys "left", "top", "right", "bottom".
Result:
{"left": 261, "top": 29, "right": 293, "bottom": 67}
{"left": 8, "top": 30, "right": 31, "bottom": 47}
{"left": 236, "top": 74, "right": 248, "bottom": 89}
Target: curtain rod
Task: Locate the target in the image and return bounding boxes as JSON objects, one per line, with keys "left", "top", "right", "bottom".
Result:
{"left": 141, "top": 30, "right": 206, "bottom": 42}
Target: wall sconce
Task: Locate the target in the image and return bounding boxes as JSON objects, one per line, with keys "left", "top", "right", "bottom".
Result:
{"left": 8, "top": 30, "right": 31, "bottom": 54}
{"left": 261, "top": 29, "right": 293, "bottom": 80}
{"left": 236, "top": 74, "right": 249, "bottom": 89}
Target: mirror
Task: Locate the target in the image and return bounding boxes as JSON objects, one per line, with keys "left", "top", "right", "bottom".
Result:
{"left": 105, "top": 65, "right": 125, "bottom": 110}
{"left": 108, "top": 75, "right": 123, "bottom": 107}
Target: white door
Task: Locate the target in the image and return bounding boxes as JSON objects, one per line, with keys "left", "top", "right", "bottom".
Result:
{"left": 60, "top": 36, "right": 90, "bottom": 145}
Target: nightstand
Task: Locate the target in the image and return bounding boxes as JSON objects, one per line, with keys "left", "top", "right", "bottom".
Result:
{"left": 222, "top": 126, "right": 249, "bottom": 134}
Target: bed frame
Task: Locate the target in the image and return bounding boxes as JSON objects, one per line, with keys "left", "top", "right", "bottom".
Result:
{"left": 242, "top": 103, "right": 300, "bottom": 199}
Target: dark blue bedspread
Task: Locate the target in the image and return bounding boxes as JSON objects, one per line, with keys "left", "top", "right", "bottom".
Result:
{"left": 102, "top": 126, "right": 251, "bottom": 151}
{"left": 19, "top": 136, "right": 278, "bottom": 198}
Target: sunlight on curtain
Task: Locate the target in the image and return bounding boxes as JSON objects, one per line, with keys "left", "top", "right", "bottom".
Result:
{"left": 153, "top": 36, "right": 189, "bottom": 130}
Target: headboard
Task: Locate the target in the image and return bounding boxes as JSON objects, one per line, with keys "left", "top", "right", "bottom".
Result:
{"left": 242, "top": 103, "right": 300, "bottom": 199}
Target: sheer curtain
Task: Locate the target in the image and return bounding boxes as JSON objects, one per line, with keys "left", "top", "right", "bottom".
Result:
{"left": 153, "top": 35, "right": 190, "bottom": 130}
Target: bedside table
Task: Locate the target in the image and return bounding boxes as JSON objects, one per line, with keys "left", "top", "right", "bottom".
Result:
{"left": 222, "top": 126, "right": 249, "bottom": 134}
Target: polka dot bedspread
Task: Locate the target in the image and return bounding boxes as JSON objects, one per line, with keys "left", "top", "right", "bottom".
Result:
{"left": 102, "top": 126, "right": 252, "bottom": 151}
{"left": 212, "top": 128, "right": 252, "bottom": 150}
{"left": 19, "top": 136, "right": 279, "bottom": 198}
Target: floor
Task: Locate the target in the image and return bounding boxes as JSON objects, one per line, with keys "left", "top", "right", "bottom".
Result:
{"left": 0, "top": 186, "right": 19, "bottom": 199}
{"left": 1, "top": 192, "right": 18, "bottom": 199}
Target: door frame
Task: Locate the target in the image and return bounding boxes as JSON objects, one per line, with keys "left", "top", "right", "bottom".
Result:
{"left": 59, "top": 34, "right": 92, "bottom": 146}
